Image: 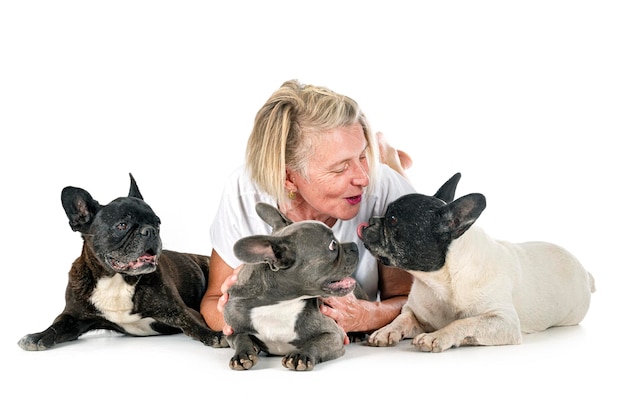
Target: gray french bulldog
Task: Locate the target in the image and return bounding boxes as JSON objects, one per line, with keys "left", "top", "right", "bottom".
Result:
{"left": 223, "top": 202, "right": 361, "bottom": 371}
{"left": 18, "top": 174, "right": 227, "bottom": 351}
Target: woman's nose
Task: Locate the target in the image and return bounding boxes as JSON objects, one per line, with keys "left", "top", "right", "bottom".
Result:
{"left": 353, "top": 162, "right": 370, "bottom": 186}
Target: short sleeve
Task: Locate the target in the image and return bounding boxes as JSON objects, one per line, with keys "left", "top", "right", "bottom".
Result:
{"left": 209, "top": 167, "right": 275, "bottom": 268}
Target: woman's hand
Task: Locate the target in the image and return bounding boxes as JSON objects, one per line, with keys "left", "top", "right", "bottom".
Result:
{"left": 320, "top": 292, "right": 375, "bottom": 345}
{"left": 321, "top": 266, "right": 411, "bottom": 341}
{"left": 320, "top": 293, "right": 373, "bottom": 332}
{"left": 216, "top": 265, "right": 242, "bottom": 335}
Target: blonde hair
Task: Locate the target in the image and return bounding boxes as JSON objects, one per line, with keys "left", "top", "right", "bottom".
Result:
{"left": 245, "top": 80, "right": 379, "bottom": 208}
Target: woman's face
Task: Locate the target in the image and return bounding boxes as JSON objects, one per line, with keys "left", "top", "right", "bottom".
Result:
{"left": 288, "top": 123, "right": 370, "bottom": 223}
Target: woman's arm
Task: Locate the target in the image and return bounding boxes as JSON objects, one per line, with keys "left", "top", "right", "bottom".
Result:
{"left": 320, "top": 264, "right": 413, "bottom": 333}
{"left": 200, "top": 249, "right": 235, "bottom": 331}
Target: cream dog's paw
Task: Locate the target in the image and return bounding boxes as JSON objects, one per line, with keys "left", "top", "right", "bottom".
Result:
{"left": 368, "top": 326, "right": 403, "bottom": 347}
{"left": 413, "top": 332, "right": 448, "bottom": 353}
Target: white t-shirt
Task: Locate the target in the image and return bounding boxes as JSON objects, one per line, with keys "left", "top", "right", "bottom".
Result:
{"left": 210, "top": 164, "right": 415, "bottom": 301}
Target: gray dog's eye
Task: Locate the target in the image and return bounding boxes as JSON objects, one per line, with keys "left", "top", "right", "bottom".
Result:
{"left": 328, "top": 240, "right": 337, "bottom": 251}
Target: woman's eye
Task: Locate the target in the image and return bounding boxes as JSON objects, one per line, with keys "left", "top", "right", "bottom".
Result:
{"left": 328, "top": 239, "right": 337, "bottom": 251}
{"left": 332, "top": 164, "right": 348, "bottom": 174}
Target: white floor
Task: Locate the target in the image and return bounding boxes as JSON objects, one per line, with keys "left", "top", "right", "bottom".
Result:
{"left": 7, "top": 286, "right": 619, "bottom": 419}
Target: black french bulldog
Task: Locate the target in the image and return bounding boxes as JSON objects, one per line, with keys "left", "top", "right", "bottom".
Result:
{"left": 223, "top": 202, "right": 362, "bottom": 371}
{"left": 18, "top": 174, "right": 227, "bottom": 350}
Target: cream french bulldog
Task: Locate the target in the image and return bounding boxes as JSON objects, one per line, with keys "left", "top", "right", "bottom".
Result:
{"left": 358, "top": 173, "right": 595, "bottom": 352}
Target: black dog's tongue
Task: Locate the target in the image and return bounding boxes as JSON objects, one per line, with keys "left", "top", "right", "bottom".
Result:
{"left": 127, "top": 253, "right": 157, "bottom": 269}
{"left": 357, "top": 222, "right": 368, "bottom": 239}
{"left": 128, "top": 253, "right": 156, "bottom": 268}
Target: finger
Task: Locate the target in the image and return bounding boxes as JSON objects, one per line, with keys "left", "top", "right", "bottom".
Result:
{"left": 222, "top": 324, "right": 234, "bottom": 336}
{"left": 319, "top": 302, "right": 331, "bottom": 315}
{"left": 321, "top": 296, "right": 337, "bottom": 307}
{"left": 217, "top": 292, "right": 229, "bottom": 312}
{"left": 220, "top": 265, "right": 242, "bottom": 294}
{"left": 220, "top": 275, "right": 235, "bottom": 294}
{"left": 320, "top": 303, "right": 339, "bottom": 322}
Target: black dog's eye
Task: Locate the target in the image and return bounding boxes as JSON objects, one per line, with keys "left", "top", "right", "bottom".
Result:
{"left": 389, "top": 215, "right": 398, "bottom": 226}
{"left": 116, "top": 223, "right": 128, "bottom": 231}
{"left": 328, "top": 240, "right": 337, "bottom": 251}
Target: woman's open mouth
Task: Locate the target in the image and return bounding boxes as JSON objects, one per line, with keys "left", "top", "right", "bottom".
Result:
{"left": 346, "top": 195, "right": 362, "bottom": 205}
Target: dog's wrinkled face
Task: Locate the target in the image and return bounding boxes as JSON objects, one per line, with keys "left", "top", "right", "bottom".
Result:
{"left": 359, "top": 173, "right": 486, "bottom": 273}
{"left": 359, "top": 194, "right": 451, "bottom": 272}
{"left": 234, "top": 203, "right": 359, "bottom": 297}
{"left": 62, "top": 174, "right": 162, "bottom": 275}
{"left": 89, "top": 197, "right": 162, "bottom": 275}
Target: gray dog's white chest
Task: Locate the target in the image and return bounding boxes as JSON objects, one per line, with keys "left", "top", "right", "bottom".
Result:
{"left": 250, "top": 298, "right": 308, "bottom": 354}
{"left": 90, "top": 274, "right": 158, "bottom": 336}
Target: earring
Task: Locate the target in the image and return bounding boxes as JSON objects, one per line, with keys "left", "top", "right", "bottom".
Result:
{"left": 288, "top": 190, "right": 296, "bottom": 200}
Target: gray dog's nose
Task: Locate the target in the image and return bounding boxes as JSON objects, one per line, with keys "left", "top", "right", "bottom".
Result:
{"left": 140, "top": 226, "right": 157, "bottom": 237}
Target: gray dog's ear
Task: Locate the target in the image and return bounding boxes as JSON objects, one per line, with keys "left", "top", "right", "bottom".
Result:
{"left": 434, "top": 173, "right": 461, "bottom": 204}
{"left": 128, "top": 173, "right": 144, "bottom": 200}
{"left": 438, "top": 193, "right": 486, "bottom": 239}
{"left": 255, "top": 202, "right": 292, "bottom": 232}
{"left": 61, "top": 187, "right": 102, "bottom": 233}
{"left": 234, "top": 236, "right": 295, "bottom": 271}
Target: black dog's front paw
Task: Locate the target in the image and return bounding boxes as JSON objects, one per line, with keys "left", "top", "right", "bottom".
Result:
{"left": 18, "top": 332, "right": 55, "bottom": 351}
{"left": 198, "top": 331, "right": 229, "bottom": 348}
{"left": 282, "top": 352, "right": 315, "bottom": 371}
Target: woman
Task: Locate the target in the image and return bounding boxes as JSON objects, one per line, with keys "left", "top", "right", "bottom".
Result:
{"left": 200, "top": 80, "right": 415, "bottom": 338}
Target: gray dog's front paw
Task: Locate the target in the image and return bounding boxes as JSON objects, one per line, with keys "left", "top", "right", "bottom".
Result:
{"left": 229, "top": 351, "right": 259, "bottom": 370}
{"left": 282, "top": 353, "right": 315, "bottom": 371}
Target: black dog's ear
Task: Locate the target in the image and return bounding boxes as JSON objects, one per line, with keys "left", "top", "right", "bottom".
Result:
{"left": 234, "top": 236, "right": 295, "bottom": 271}
{"left": 438, "top": 193, "right": 486, "bottom": 239}
{"left": 61, "top": 187, "right": 102, "bottom": 233}
{"left": 128, "top": 173, "right": 144, "bottom": 200}
{"left": 255, "top": 202, "right": 292, "bottom": 232}
{"left": 434, "top": 173, "right": 461, "bottom": 204}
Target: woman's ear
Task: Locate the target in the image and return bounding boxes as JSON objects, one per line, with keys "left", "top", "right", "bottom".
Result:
{"left": 285, "top": 170, "right": 297, "bottom": 190}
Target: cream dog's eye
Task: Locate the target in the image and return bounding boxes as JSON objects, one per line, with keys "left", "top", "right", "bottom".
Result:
{"left": 328, "top": 240, "right": 337, "bottom": 251}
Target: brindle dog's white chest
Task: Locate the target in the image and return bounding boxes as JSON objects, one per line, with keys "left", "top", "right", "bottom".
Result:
{"left": 90, "top": 274, "right": 157, "bottom": 336}
{"left": 250, "top": 298, "right": 308, "bottom": 355}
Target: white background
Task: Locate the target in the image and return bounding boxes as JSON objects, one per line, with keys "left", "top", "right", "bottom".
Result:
{"left": 2, "top": 1, "right": 624, "bottom": 419}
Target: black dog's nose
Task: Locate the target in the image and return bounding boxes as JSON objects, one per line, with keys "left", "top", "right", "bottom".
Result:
{"left": 140, "top": 225, "right": 157, "bottom": 237}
